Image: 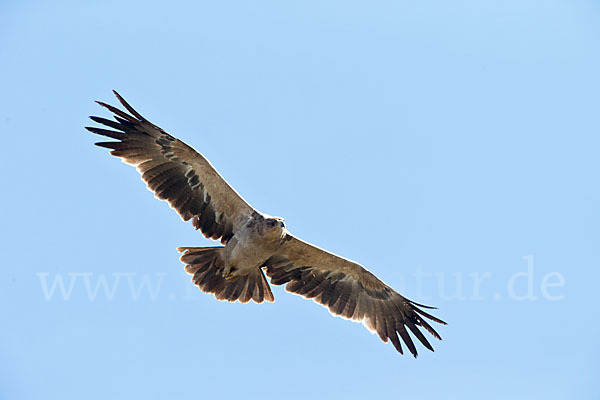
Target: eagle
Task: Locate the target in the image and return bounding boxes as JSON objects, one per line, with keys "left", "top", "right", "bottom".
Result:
{"left": 86, "top": 91, "right": 446, "bottom": 357}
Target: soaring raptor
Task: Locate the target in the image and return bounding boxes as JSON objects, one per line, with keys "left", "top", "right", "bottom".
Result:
{"left": 86, "top": 91, "right": 446, "bottom": 357}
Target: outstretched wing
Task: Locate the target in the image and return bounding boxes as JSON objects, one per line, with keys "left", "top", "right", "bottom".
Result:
{"left": 265, "top": 235, "right": 446, "bottom": 357}
{"left": 86, "top": 91, "right": 255, "bottom": 243}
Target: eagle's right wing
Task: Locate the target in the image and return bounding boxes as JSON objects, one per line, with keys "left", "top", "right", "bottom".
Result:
{"left": 266, "top": 234, "right": 446, "bottom": 357}
{"left": 86, "top": 91, "right": 256, "bottom": 243}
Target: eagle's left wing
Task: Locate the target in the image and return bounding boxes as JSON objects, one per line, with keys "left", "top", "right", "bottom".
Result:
{"left": 265, "top": 235, "right": 446, "bottom": 357}
{"left": 86, "top": 91, "right": 257, "bottom": 243}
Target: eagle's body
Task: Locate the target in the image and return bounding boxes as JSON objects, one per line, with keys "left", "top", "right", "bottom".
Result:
{"left": 223, "top": 213, "right": 287, "bottom": 278}
{"left": 87, "top": 91, "right": 446, "bottom": 357}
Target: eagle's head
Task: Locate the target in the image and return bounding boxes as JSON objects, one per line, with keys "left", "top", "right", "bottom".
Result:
{"left": 264, "top": 216, "right": 286, "bottom": 241}
{"left": 267, "top": 216, "right": 286, "bottom": 229}
{"left": 253, "top": 214, "right": 286, "bottom": 241}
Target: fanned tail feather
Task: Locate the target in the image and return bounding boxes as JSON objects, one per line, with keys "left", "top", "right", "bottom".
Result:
{"left": 178, "top": 246, "right": 274, "bottom": 304}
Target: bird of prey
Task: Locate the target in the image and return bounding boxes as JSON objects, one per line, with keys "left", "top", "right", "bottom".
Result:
{"left": 86, "top": 91, "right": 446, "bottom": 357}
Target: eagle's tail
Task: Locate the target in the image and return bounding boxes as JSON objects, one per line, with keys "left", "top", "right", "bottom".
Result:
{"left": 177, "top": 247, "right": 274, "bottom": 304}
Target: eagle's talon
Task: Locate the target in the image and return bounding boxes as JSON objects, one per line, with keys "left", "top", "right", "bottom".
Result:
{"left": 223, "top": 270, "right": 235, "bottom": 280}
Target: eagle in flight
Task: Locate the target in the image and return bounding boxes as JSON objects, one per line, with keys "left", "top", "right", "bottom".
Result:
{"left": 86, "top": 91, "right": 446, "bottom": 357}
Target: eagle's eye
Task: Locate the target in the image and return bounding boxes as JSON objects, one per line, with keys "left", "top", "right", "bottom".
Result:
{"left": 279, "top": 220, "right": 285, "bottom": 228}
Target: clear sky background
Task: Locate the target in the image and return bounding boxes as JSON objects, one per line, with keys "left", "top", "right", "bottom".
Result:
{"left": 1, "top": 1, "right": 599, "bottom": 399}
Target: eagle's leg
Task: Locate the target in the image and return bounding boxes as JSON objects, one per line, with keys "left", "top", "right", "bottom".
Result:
{"left": 222, "top": 264, "right": 238, "bottom": 281}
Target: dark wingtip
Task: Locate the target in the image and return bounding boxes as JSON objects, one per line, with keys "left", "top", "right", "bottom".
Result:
{"left": 112, "top": 90, "right": 127, "bottom": 107}
{"left": 95, "top": 100, "right": 111, "bottom": 111}
{"left": 409, "top": 300, "right": 438, "bottom": 310}
{"left": 111, "top": 90, "right": 146, "bottom": 121}
{"left": 409, "top": 299, "right": 447, "bottom": 326}
{"left": 93, "top": 96, "right": 140, "bottom": 123}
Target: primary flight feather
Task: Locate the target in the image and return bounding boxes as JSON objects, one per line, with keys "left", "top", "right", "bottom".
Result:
{"left": 87, "top": 91, "right": 446, "bottom": 357}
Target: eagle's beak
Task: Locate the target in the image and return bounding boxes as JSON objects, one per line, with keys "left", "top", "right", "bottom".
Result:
{"left": 279, "top": 221, "right": 285, "bottom": 228}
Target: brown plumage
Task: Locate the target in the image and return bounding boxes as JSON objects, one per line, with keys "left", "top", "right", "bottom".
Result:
{"left": 87, "top": 91, "right": 447, "bottom": 357}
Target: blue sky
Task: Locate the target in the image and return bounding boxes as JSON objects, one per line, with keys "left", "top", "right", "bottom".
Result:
{"left": 1, "top": 1, "right": 599, "bottom": 398}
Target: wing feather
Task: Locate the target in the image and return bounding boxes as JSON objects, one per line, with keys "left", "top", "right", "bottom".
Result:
{"left": 265, "top": 235, "right": 446, "bottom": 357}
{"left": 86, "top": 91, "right": 256, "bottom": 243}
